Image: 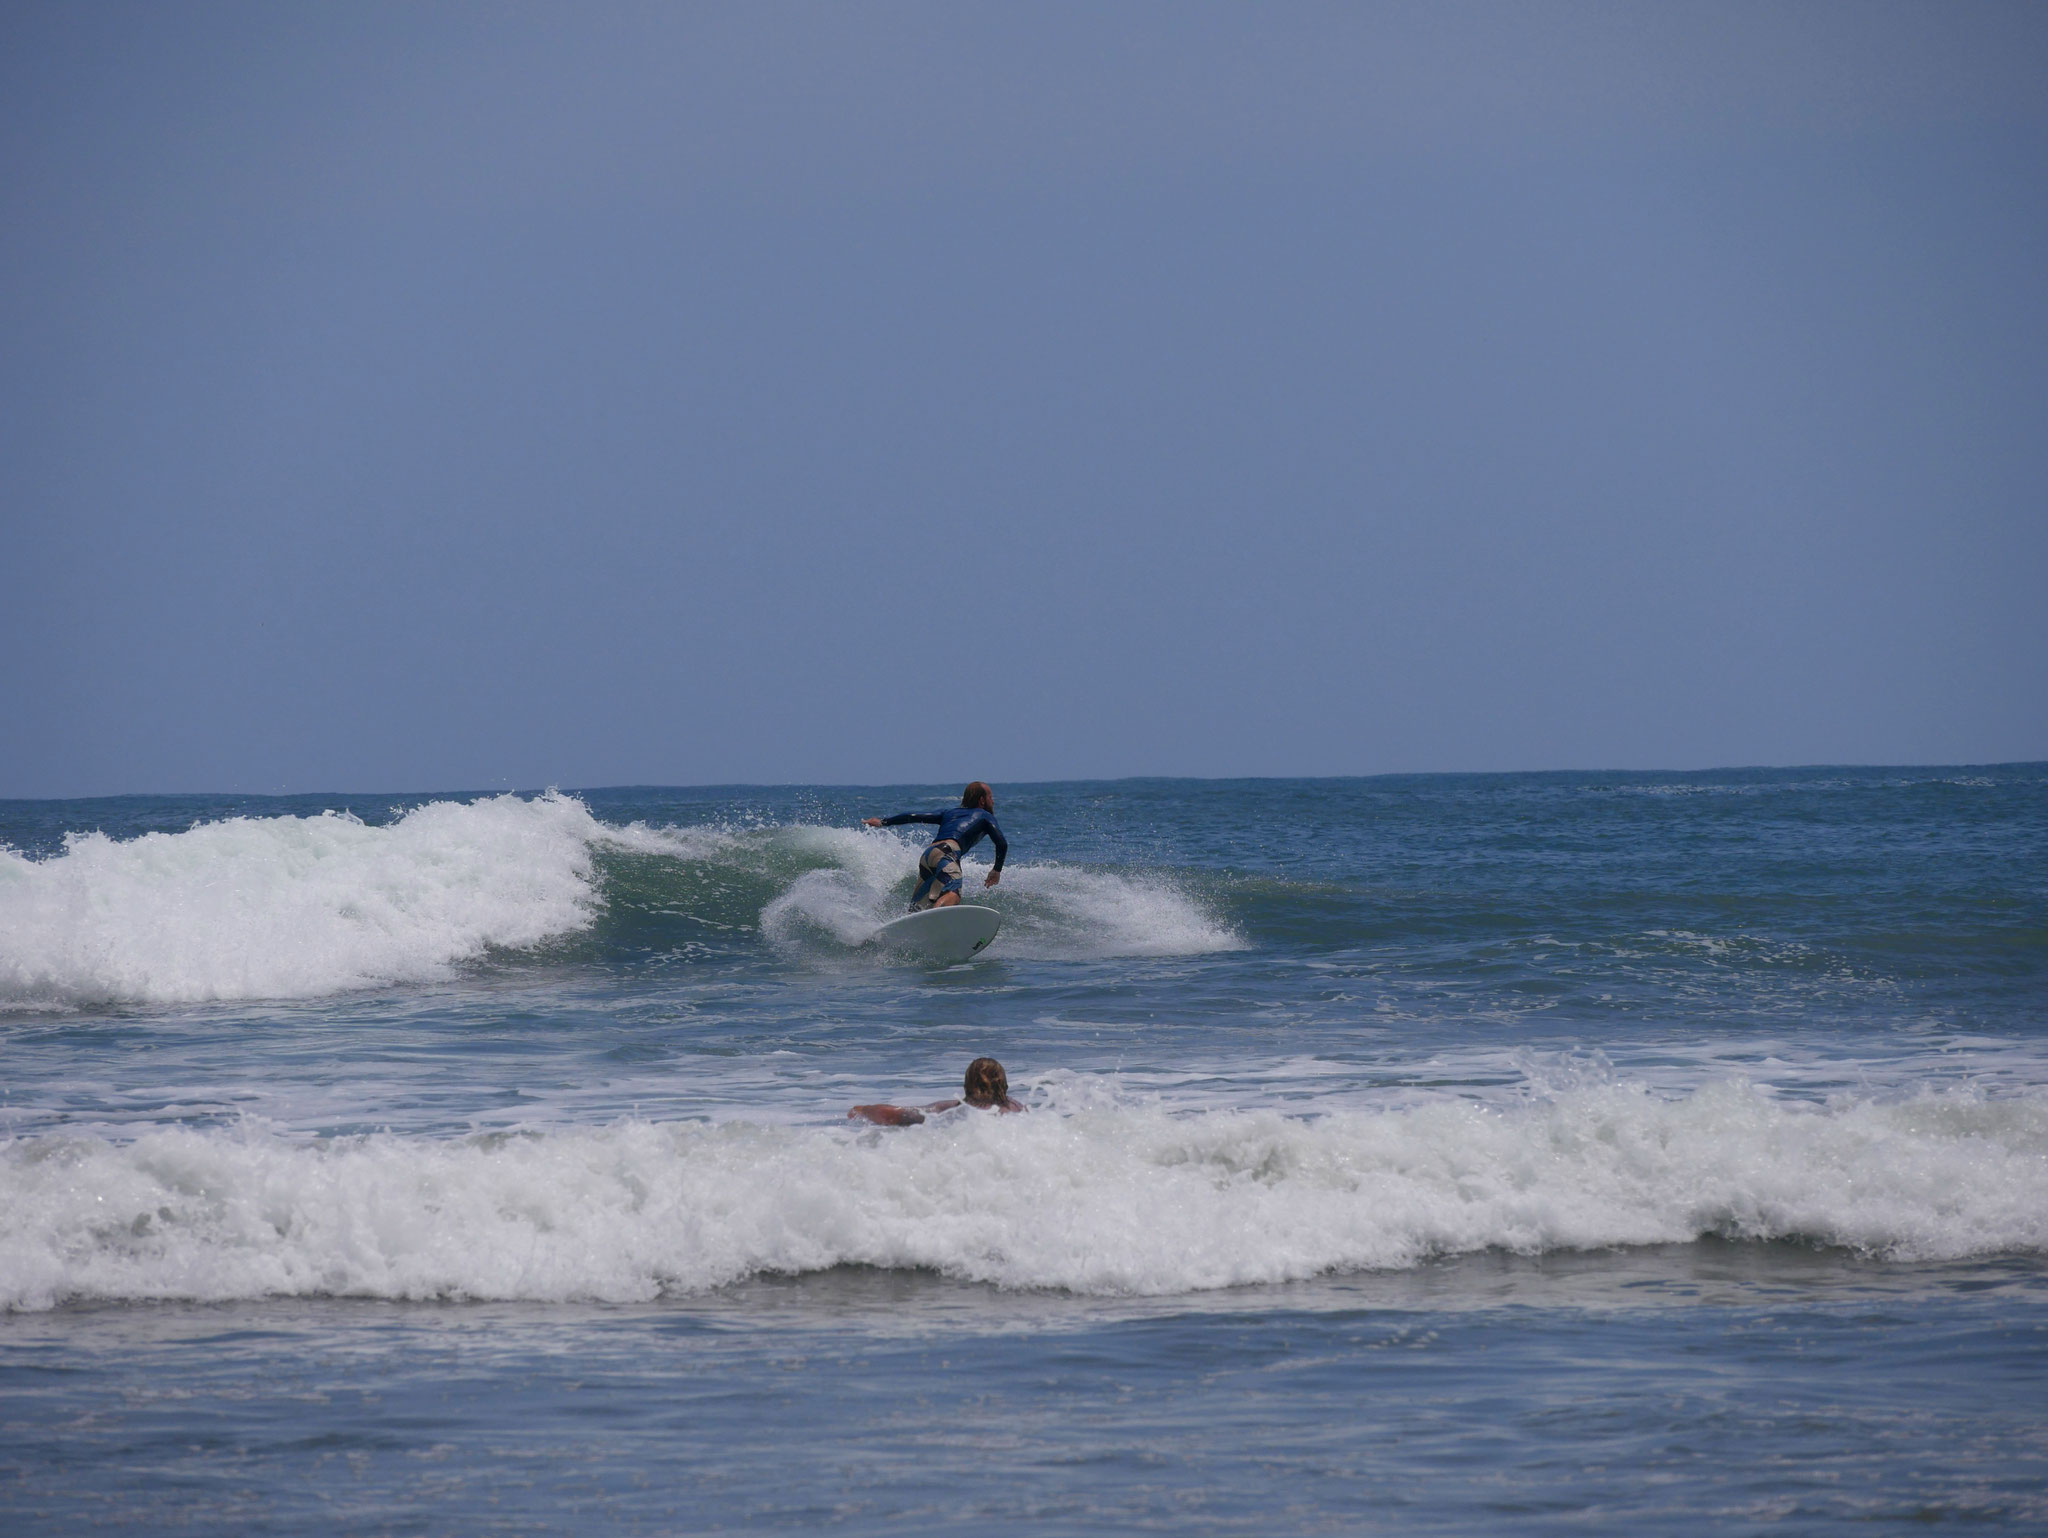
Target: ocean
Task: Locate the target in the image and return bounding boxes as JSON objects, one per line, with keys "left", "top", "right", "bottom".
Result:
{"left": 3, "top": 769, "right": 2044, "bottom": 1532}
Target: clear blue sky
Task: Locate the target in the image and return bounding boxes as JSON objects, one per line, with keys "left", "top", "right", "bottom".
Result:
{"left": 4, "top": 2, "right": 2044, "bottom": 796}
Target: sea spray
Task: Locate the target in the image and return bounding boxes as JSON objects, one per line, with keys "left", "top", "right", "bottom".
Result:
{"left": 0, "top": 793, "right": 609, "bottom": 1007}
{"left": 5, "top": 1081, "right": 2042, "bottom": 1310}
{"left": 0, "top": 799, "right": 1243, "bottom": 1009}
{"left": 759, "top": 824, "right": 1242, "bottom": 958}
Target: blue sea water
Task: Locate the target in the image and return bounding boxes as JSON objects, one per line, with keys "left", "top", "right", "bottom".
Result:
{"left": 2, "top": 768, "right": 2045, "bottom": 1532}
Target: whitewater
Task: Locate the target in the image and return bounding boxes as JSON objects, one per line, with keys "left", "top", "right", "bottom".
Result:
{"left": 0, "top": 791, "right": 1236, "bottom": 1008}
{"left": 4, "top": 770, "right": 2046, "bottom": 1532}
{"left": 6, "top": 1081, "right": 2044, "bottom": 1313}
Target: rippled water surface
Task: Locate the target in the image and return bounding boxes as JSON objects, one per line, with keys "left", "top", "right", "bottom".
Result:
{"left": 4, "top": 769, "right": 2046, "bottom": 1531}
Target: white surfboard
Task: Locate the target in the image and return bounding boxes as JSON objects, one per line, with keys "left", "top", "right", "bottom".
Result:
{"left": 864, "top": 904, "right": 1002, "bottom": 962}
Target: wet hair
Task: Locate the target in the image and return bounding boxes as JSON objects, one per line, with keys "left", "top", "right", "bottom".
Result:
{"left": 962, "top": 1057, "right": 1008, "bottom": 1107}
{"left": 960, "top": 781, "right": 994, "bottom": 810}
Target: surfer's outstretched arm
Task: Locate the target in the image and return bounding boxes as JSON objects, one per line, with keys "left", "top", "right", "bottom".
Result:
{"left": 864, "top": 811, "right": 944, "bottom": 828}
{"left": 848, "top": 1103, "right": 927, "bottom": 1126}
{"left": 849, "top": 1097, "right": 993, "bottom": 1126}
{"left": 852, "top": 1061, "right": 1023, "bottom": 1125}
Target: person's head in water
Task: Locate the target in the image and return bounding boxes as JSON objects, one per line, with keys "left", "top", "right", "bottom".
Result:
{"left": 961, "top": 782, "right": 995, "bottom": 811}
{"left": 846, "top": 1056, "right": 1023, "bottom": 1125}
{"left": 962, "top": 1057, "right": 1008, "bottom": 1107}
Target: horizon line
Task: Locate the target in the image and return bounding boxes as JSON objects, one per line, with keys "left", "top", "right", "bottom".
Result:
{"left": 6, "top": 760, "right": 2044, "bottom": 805}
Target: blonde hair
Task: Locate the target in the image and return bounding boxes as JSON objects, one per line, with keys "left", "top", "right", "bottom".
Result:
{"left": 963, "top": 1057, "right": 1008, "bottom": 1106}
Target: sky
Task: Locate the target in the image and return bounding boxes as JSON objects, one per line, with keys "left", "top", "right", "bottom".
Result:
{"left": 3, "top": 1, "right": 2045, "bottom": 797}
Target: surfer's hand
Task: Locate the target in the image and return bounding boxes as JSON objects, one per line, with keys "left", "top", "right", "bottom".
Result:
{"left": 984, "top": 870, "right": 1001, "bottom": 887}
{"left": 862, "top": 818, "right": 883, "bottom": 828}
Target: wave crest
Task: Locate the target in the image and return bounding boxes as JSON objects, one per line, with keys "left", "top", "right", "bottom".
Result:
{"left": 759, "top": 825, "right": 1242, "bottom": 959}
{"left": 0, "top": 793, "right": 605, "bottom": 1008}
{"left": 0, "top": 801, "right": 1242, "bottom": 1008}
{"left": 4, "top": 1082, "right": 2040, "bottom": 1310}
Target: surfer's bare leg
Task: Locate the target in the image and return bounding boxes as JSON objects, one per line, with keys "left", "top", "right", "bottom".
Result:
{"left": 910, "top": 840, "right": 967, "bottom": 910}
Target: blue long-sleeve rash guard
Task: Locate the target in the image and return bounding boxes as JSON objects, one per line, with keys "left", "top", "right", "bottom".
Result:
{"left": 879, "top": 807, "right": 1008, "bottom": 871}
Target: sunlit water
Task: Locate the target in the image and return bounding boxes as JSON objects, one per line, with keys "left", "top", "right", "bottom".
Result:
{"left": 4, "top": 770, "right": 2045, "bottom": 1531}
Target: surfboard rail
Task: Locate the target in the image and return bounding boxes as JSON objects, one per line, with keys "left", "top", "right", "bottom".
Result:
{"left": 863, "top": 904, "right": 1002, "bottom": 962}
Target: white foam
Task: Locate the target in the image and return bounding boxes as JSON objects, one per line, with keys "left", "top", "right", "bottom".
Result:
{"left": 5, "top": 1081, "right": 2042, "bottom": 1309}
{"left": 0, "top": 803, "right": 1242, "bottom": 1005}
{"left": 992, "top": 861, "right": 1244, "bottom": 958}
{"left": 0, "top": 793, "right": 608, "bottom": 1008}
{"left": 600, "top": 820, "right": 747, "bottom": 862}
{"left": 760, "top": 826, "right": 929, "bottom": 947}
{"left": 760, "top": 826, "right": 1241, "bottom": 958}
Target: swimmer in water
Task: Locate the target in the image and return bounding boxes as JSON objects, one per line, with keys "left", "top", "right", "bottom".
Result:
{"left": 848, "top": 1057, "right": 1027, "bottom": 1126}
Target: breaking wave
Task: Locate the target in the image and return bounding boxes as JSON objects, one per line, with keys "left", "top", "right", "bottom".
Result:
{"left": 0, "top": 797, "right": 1241, "bottom": 1008}
{"left": 759, "top": 824, "right": 1241, "bottom": 960}
{"left": 4, "top": 1080, "right": 2041, "bottom": 1310}
{"left": 0, "top": 793, "right": 609, "bottom": 1008}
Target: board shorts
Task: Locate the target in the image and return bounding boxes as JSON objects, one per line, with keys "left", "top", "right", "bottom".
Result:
{"left": 909, "top": 840, "right": 964, "bottom": 911}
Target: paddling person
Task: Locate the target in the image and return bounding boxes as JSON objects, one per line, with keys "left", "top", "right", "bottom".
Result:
{"left": 848, "top": 1057, "right": 1027, "bottom": 1126}
{"left": 863, "top": 781, "right": 1007, "bottom": 912}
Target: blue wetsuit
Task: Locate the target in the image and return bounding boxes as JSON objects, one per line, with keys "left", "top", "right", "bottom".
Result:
{"left": 879, "top": 807, "right": 1008, "bottom": 909}
{"left": 879, "top": 807, "right": 1009, "bottom": 868}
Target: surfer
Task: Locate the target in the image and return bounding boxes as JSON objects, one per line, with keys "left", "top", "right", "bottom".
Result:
{"left": 863, "top": 781, "right": 1007, "bottom": 912}
{"left": 848, "top": 1057, "right": 1027, "bottom": 1126}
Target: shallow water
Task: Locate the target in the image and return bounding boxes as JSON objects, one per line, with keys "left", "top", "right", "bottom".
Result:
{"left": 4, "top": 770, "right": 2046, "bottom": 1530}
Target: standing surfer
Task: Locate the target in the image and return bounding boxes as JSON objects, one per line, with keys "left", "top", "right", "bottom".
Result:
{"left": 863, "top": 781, "right": 1007, "bottom": 912}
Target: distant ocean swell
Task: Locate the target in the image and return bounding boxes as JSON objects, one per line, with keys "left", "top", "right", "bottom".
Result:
{"left": 0, "top": 794, "right": 1239, "bottom": 1008}
{"left": 5, "top": 1082, "right": 2042, "bottom": 1310}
